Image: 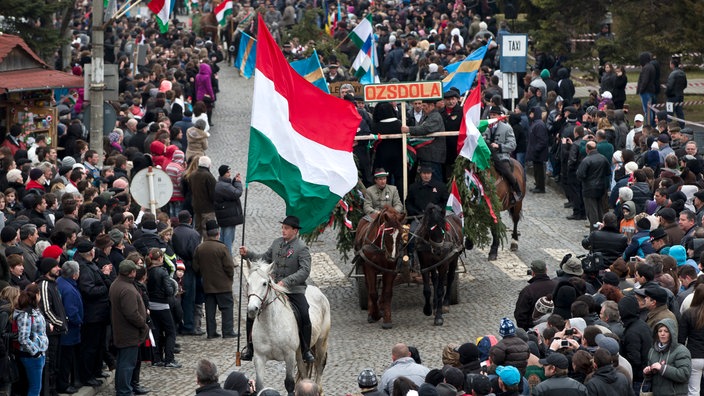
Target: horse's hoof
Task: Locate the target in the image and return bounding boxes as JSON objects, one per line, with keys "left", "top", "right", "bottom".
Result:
{"left": 442, "top": 305, "right": 449, "bottom": 314}
{"left": 423, "top": 304, "right": 432, "bottom": 316}
{"left": 488, "top": 253, "right": 498, "bottom": 261}
{"left": 368, "top": 315, "right": 379, "bottom": 323}
{"left": 510, "top": 241, "right": 518, "bottom": 251}
{"left": 434, "top": 318, "right": 444, "bottom": 326}
{"left": 382, "top": 322, "right": 393, "bottom": 329}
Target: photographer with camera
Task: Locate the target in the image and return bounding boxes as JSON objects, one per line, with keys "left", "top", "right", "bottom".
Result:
{"left": 582, "top": 212, "right": 628, "bottom": 267}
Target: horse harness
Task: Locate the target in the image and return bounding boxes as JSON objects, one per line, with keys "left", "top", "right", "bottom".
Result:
{"left": 355, "top": 216, "right": 406, "bottom": 274}
{"left": 247, "top": 271, "right": 289, "bottom": 317}
{"left": 414, "top": 217, "right": 464, "bottom": 273}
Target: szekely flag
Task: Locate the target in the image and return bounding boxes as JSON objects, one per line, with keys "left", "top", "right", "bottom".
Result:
{"left": 247, "top": 15, "right": 361, "bottom": 233}
{"left": 148, "top": 0, "right": 171, "bottom": 33}
{"left": 457, "top": 85, "right": 492, "bottom": 170}
{"left": 215, "top": 0, "right": 233, "bottom": 26}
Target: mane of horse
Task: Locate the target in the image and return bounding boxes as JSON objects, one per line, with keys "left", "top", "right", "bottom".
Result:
{"left": 379, "top": 205, "right": 405, "bottom": 228}
{"left": 420, "top": 204, "right": 445, "bottom": 230}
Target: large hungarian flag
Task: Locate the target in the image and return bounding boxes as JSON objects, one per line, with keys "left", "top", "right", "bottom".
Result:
{"left": 215, "top": 0, "right": 233, "bottom": 26}
{"left": 247, "top": 15, "right": 361, "bottom": 233}
{"left": 148, "top": 0, "right": 171, "bottom": 33}
{"left": 457, "top": 85, "right": 492, "bottom": 170}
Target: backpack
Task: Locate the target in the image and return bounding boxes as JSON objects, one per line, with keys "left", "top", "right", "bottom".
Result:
{"left": 10, "top": 313, "right": 32, "bottom": 351}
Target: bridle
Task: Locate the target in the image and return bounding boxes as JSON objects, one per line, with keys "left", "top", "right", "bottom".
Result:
{"left": 361, "top": 213, "right": 404, "bottom": 261}
{"left": 247, "top": 269, "right": 287, "bottom": 316}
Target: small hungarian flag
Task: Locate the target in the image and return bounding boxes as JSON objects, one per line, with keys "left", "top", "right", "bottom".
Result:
{"left": 147, "top": 0, "right": 171, "bottom": 33}
{"left": 457, "top": 85, "right": 492, "bottom": 170}
{"left": 446, "top": 180, "right": 464, "bottom": 225}
{"left": 215, "top": 0, "right": 233, "bottom": 26}
{"left": 247, "top": 15, "right": 361, "bottom": 233}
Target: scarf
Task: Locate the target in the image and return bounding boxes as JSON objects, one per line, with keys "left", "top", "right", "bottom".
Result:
{"left": 654, "top": 341, "right": 670, "bottom": 353}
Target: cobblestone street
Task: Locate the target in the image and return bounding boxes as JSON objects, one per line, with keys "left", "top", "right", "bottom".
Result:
{"left": 96, "top": 64, "right": 592, "bottom": 396}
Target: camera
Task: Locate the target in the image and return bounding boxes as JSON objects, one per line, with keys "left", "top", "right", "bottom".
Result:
{"left": 565, "top": 328, "right": 574, "bottom": 336}
{"left": 526, "top": 269, "right": 533, "bottom": 276}
{"left": 630, "top": 257, "right": 638, "bottom": 263}
{"left": 560, "top": 340, "right": 570, "bottom": 348}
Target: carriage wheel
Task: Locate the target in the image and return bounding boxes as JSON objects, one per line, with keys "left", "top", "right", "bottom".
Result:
{"left": 449, "top": 276, "right": 459, "bottom": 305}
{"left": 356, "top": 264, "right": 368, "bottom": 310}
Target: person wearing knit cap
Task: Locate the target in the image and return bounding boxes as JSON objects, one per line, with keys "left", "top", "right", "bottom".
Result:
{"left": 532, "top": 296, "right": 554, "bottom": 324}
{"left": 42, "top": 245, "right": 63, "bottom": 260}
{"left": 132, "top": 218, "right": 175, "bottom": 258}
{"left": 214, "top": 164, "right": 243, "bottom": 255}
{"left": 26, "top": 168, "right": 46, "bottom": 193}
{"left": 455, "top": 342, "right": 481, "bottom": 374}
{"left": 490, "top": 318, "right": 529, "bottom": 377}
{"left": 223, "top": 371, "right": 253, "bottom": 395}
{"left": 514, "top": 259, "right": 555, "bottom": 330}
{"left": 622, "top": 215, "right": 656, "bottom": 261}
{"left": 37, "top": 256, "right": 67, "bottom": 396}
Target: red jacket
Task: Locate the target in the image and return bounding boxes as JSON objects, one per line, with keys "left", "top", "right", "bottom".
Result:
{"left": 1, "top": 137, "right": 26, "bottom": 156}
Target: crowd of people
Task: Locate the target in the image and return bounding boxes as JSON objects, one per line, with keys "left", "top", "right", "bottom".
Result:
{"left": 1, "top": 0, "right": 699, "bottom": 395}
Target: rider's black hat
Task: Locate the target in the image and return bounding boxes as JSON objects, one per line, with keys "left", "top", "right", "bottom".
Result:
{"left": 280, "top": 216, "right": 301, "bottom": 229}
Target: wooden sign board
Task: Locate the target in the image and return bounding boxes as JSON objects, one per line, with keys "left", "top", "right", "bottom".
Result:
{"left": 363, "top": 81, "right": 443, "bottom": 103}
{"left": 328, "top": 81, "right": 363, "bottom": 97}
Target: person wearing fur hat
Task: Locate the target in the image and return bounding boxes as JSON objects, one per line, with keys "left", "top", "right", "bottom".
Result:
{"left": 37, "top": 257, "right": 67, "bottom": 396}
{"left": 514, "top": 260, "right": 555, "bottom": 330}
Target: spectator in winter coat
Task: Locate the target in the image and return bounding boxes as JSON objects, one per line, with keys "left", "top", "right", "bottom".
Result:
{"left": 186, "top": 119, "right": 210, "bottom": 162}
{"left": 644, "top": 318, "right": 691, "bottom": 396}
{"left": 56, "top": 261, "right": 83, "bottom": 394}
{"left": 490, "top": 318, "right": 530, "bottom": 377}
{"left": 213, "top": 165, "right": 243, "bottom": 255}
{"left": 585, "top": 348, "right": 634, "bottom": 396}
{"left": 526, "top": 106, "right": 549, "bottom": 193}
{"left": 637, "top": 52, "right": 657, "bottom": 126}
{"left": 618, "top": 295, "right": 652, "bottom": 391}
{"left": 514, "top": 260, "right": 555, "bottom": 330}
{"left": 165, "top": 150, "right": 186, "bottom": 217}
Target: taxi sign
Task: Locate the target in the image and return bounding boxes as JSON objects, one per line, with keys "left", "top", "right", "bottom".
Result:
{"left": 363, "top": 81, "right": 443, "bottom": 102}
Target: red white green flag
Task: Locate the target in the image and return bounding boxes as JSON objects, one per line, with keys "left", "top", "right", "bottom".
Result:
{"left": 247, "top": 15, "right": 361, "bottom": 233}
{"left": 215, "top": 0, "right": 233, "bottom": 26}
{"left": 457, "top": 85, "right": 492, "bottom": 170}
{"left": 148, "top": 0, "right": 171, "bottom": 33}
{"left": 445, "top": 180, "right": 463, "bottom": 224}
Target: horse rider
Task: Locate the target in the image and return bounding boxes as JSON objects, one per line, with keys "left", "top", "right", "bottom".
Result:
{"left": 363, "top": 168, "right": 405, "bottom": 216}
{"left": 405, "top": 165, "right": 449, "bottom": 265}
{"left": 239, "top": 216, "right": 315, "bottom": 363}
{"left": 483, "top": 106, "right": 522, "bottom": 202}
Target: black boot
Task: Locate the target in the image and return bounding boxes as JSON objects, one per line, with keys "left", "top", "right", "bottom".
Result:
{"left": 241, "top": 318, "right": 254, "bottom": 361}
{"left": 300, "top": 324, "right": 314, "bottom": 363}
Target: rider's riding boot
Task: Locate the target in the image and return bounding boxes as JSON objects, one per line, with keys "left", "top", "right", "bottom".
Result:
{"left": 512, "top": 181, "right": 522, "bottom": 202}
{"left": 301, "top": 324, "right": 315, "bottom": 363}
{"left": 241, "top": 318, "right": 254, "bottom": 361}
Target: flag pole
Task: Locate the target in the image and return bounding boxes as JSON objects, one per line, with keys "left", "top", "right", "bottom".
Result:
{"left": 401, "top": 102, "right": 407, "bottom": 200}
{"left": 235, "top": 185, "right": 249, "bottom": 367}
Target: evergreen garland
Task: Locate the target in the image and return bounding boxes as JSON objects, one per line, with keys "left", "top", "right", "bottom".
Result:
{"left": 451, "top": 157, "right": 506, "bottom": 248}
{"left": 302, "top": 182, "right": 366, "bottom": 262}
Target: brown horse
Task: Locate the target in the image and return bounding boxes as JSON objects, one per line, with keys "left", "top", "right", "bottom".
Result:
{"left": 354, "top": 206, "right": 406, "bottom": 329}
{"left": 488, "top": 158, "right": 525, "bottom": 261}
{"left": 415, "top": 204, "right": 464, "bottom": 326}
{"left": 199, "top": 12, "right": 220, "bottom": 46}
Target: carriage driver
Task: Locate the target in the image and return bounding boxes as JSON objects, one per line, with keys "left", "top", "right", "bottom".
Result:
{"left": 483, "top": 106, "right": 522, "bottom": 202}
{"left": 363, "top": 168, "right": 405, "bottom": 216}
{"left": 239, "top": 215, "right": 315, "bottom": 363}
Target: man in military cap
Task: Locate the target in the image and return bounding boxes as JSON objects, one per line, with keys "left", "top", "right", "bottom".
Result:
{"left": 239, "top": 215, "right": 315, "bottom": 362}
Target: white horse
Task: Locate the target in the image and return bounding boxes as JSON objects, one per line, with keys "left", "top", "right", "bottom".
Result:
{"left": 246, "top": 260, "right": 331, "bottom": 394}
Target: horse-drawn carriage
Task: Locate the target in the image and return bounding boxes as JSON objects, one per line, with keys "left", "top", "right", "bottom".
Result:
{"left": 348, "top": 158, "right": 526, "bottom": 329}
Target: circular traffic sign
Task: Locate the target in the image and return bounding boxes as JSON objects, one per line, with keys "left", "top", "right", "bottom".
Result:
{"left": 129, "top": 167, "right": 173, "bottom": 209}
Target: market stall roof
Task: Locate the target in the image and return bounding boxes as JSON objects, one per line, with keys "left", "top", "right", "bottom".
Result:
{"left": 0, "top": 68, "right": 85, "bottom": 94}
{"left": 0, "top": 33, "right": 84, "bottom": 93}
